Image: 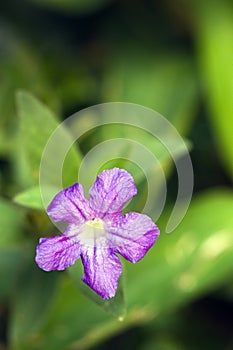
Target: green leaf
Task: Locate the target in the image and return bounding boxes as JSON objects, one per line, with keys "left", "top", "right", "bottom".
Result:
{"left": 193, "top": 0, "right": 233, "bottom": 179}
{"left": 0, "top": 199, "right": 25, "bottom": 300}
{"left": 0, "top": 198, "right": 24, "bottom": 248}
{"left": 0, "top": 31, "right": 59, "bottom": 157}
{"left": 16, "top": 91, "right": 82, "bottom": 188}
{"left": 102, "top": 51, "right": 198, "bottom": 135}
{"left": 68, "top": 262, "right": 126, "bottom": 319}
{"left": 14, "top": 185, "right": 58, "bottom": 210}
{"left": 0, "top": 248, "right": 23, "bottom": 300}
{"left": 9, "top": 253, "right": 59, "bottom": 350}
{"left": 24, "top": 275, "right": 152, "bottom": 350}
{"left": 125, "top": 189, "right": 233, "bottom": 312}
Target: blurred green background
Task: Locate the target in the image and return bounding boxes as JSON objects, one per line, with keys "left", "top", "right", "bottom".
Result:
{"left": 0, "top": 0, "right": 233, "bottom": 349}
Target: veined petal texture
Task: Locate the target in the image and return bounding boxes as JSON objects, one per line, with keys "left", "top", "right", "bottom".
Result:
{"left": 47, "top": 183, "right": 93, "bottom": 224}
{"left": 36, "top": 234, "right": 82, "bottom": 271}
{"left": 81, "top": 247, "right": 122, "bottom": 299}
{"left": 106, "top": 212, "right": 160, "bottom": 263}
{"left": 89, "top": 168, "right": 137, "bottom": 220}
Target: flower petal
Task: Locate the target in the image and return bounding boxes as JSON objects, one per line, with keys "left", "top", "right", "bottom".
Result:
{"left": 35, "top": 233, "right": 81, "bottom": 271}
{"left": 89, "top": 168, "right": 137, "bottom": 220}
{"left": 81, "top": 247, "right": 122, "bottom": 299}
{"left": 47, "top": 183, "right": 92, "bottom": 224}
{"left": 106, "top": 212, "right": 160, "bottom": 263}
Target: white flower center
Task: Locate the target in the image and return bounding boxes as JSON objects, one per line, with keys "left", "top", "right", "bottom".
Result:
{"left": 77, "top": 218, "right": 107, "bottom": 248}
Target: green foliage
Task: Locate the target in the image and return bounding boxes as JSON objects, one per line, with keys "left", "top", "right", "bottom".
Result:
{"left": 68, "top": 263, "right": 126, "bottom": 319}
{"left": 7, "top": 190, "right": 233, "bottom": 350}
{"left": 0, "top": 199, "right": 24, "bottom": 299}
{"left": 0, "top": 199, "right": 24, "bottom": 248}
{"left": 0, "top": 31, "right": 59, "bottom": 157}
{"left": 16, "top": 91, "right": 82, "bottom": 189}
{"left": 0, "top": 249, "right": 23, "bottom": 300}
{"left": 194, "top": 0, "right": 233, "bottom": 179}
{"left": 14, "top": 185, "right": 59, "bottom": 210}
{"left": 0, "top": 1, "right": 233, "bottom": 349}
{"left": 126, "top": 190, "right": 233, "bottom": 310}
{"left": 102, "top": 52, "right": 198, "bottom": 135}
{"left": 10, "top": 258, "right": 59, "bottom": 350}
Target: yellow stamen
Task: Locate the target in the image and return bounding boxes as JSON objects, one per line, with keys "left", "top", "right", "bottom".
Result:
{"left": 86, "top": 218, "right": 104, "bottom": 229}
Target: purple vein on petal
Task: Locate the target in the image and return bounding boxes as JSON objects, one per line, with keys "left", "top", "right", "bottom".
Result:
{"left": 35, "top": 234, "right": 82, "bottom": 271}
{"left": 47, "top": 183, "right": 92, "bottom": 225}
{"left": 89, "top": 168, "right": 137, "bottom": 219}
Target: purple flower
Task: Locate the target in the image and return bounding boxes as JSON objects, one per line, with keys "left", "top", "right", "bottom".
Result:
{"left": 36, "top": 168, "right": 160, "bottom": 299}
